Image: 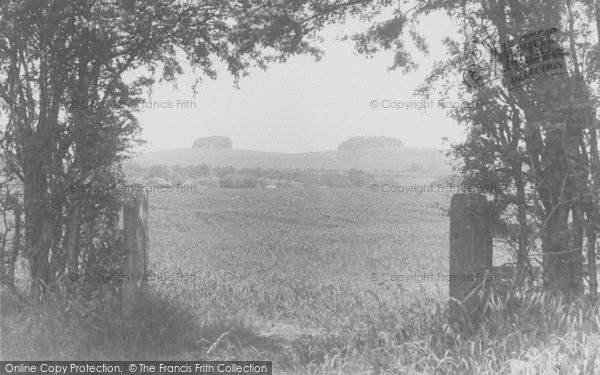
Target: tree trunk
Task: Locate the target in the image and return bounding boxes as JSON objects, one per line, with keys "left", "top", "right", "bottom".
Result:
{"left": 542, "top": 204, "right": 583, "bottom": 298}
{"left": 66, "top": 204, "right": 81, "bottom": 294}
{"left": 23, "top": 160, "right": 53, "bottom": 301}
{"left": 587, "top": 231, "right": 597, "bottom": 298}
{"left": 588, "top": 124, "right": 600, "bottom": 299}
{"left": 514, "top": 168, "right": 529, "bottom": 285}
{"left": 28, "top": 218, "right": 52, "bottom": 301}
{"left": 7, "top": 205, "right": 22, "bottom": 293}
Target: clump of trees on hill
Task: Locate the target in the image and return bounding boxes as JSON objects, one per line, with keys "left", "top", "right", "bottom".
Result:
{"left": 337, "top": 136, "right": 403, "bottom": 151}
{"left": 192, "top": 136, "right": 232, "bottom": 149}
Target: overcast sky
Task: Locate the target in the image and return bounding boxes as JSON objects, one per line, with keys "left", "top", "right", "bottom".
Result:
{"left": 133, "top": 10, "right": 464, "bottom": 154}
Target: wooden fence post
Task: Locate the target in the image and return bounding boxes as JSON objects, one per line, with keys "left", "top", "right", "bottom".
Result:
{"left": 449, "top": 193, "right": 493, "bottom": 325}
{"left": 121, "top": 189, "right": 148, "bottom": 317}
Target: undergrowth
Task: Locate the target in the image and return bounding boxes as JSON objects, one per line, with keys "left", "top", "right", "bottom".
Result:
{"left": 1, "top": 285, "right": 599, "bottom": 374}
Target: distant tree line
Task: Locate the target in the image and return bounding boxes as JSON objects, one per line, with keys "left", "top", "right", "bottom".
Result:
{"left": 337, "top": 136, "right": 404, "bottom": 151}
{"left": 124, "top": 163, "right": 404, "bottom": 189}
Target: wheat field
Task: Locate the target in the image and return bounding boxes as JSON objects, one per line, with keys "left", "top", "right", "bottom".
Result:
{"left": 3, "top": 183, "right": 599, "bottom": 374}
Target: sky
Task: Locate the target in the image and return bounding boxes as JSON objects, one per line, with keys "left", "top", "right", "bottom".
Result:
{"left": 132, "top": 10, "right": 465, "bottom": 154}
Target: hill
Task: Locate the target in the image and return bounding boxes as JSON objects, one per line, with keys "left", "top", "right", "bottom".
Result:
{"left": 129, "top": 147, "right": 451, "bottom": 172}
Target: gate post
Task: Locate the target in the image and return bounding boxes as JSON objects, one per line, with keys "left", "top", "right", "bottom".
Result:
{"left": 121, "top": 189, "right": 148, "bottom": 317}
{"left": 449, "top": 193, "right": 493, "bottom": 324}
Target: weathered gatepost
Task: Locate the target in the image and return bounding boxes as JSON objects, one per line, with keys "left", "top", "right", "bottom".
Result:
{"left": 449, "top": 193, "right": 493, "bottom": 326}
{"left": 121, "top": 189, "right": 149, "bottom": 317}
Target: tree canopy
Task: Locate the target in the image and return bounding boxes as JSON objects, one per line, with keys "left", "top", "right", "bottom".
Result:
{"left": 0, "top": 0, "right": 382, "bottom": 299}
{"left": 366, "top": 0, "right": 600, "bottom": 298}
{"left": 1, "top": 0, "right": 598, "bottom": 301}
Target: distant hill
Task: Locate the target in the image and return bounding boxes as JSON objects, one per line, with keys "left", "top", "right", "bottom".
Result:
{"left": 338, "top": 136, "right": 403, "bottom": 151}
{"left": 192, "top": 136, "right": 232, "bottom": 149}
{"left": 129, "top": 147, "right": 451, "bottom": 172}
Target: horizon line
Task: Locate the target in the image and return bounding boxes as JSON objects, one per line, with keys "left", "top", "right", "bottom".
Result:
{"left": 137, "top": 145, "right": 450, "bottom": 155}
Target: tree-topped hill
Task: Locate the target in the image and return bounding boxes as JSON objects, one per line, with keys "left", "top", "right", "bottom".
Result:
{"left": 192, "top": 136, "right": 232, "bottom": 149}
{"left": 338, "top": 136, "right": 403, "bottom": 151}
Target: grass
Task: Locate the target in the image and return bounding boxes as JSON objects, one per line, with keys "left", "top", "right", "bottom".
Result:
{"left": 2, "top": 185, "right": 600, "bottom": 373}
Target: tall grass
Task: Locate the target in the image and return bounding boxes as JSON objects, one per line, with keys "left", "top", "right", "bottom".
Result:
{"left": 0, "top": 288, "right": 202, "bottom": 359}
{"left": 283, "top": 286, "right": 600, "bottom": 374}
{"left": 2, "top": 285, "right": 599, "bottom": 374}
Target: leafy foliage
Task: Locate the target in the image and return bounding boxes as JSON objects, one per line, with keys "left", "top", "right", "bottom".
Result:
{"left": 0, "top": 0, "right": 388, "bottom": 299}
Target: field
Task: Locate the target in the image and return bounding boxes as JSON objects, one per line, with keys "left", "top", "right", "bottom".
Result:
{"left": 3, "top": 181, "right": 599, "bottom": 374}
{"left": 144, "top": 185, "right": 600, "bottom": 374}
{"left": 149, "top": 185, "right": 450, "bottom": 325}
{"left": 145, "top": 184, "right": 450, "bottom": 368}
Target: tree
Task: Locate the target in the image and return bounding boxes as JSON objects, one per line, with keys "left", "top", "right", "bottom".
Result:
{"left": 443, "top": 1, "right": 600, "bottom": 299}
{"left": 311, "top": 0, "right": 600, "bottom": 298}
{"left": 406, "top": 162, "right": 424, "bottom": 173}
{"left": 0, "top": 0, "right": 378, "bottom": 300}
{"left": 145, "top": 164, "right": 170, "bottom": 180}
{"left": 191, "top": 164, "right": 211, "bottom": 177}
{"left": 346, "top": 0, "right": 599, "bottom": 299}
{"left": 348, "top": 168, "right": 368, "bottom": 187}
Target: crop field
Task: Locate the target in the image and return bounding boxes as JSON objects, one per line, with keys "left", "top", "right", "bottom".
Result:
{"left": 3, "top": 180, "right": 599, "bottom": 373}
{"left": 146, "top": 182, "right": 454, "bottom": 368}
